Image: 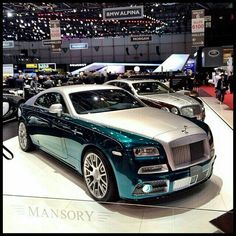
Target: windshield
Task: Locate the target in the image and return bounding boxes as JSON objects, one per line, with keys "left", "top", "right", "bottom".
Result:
{"left": 69, "top": 89, "right": 144, "bottom": 114}
{"left": 132, "top": 81, "right": 174, "bottom": 95}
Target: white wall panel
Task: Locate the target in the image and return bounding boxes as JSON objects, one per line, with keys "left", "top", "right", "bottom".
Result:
{"left": 3, "top": 33, "right": 192, "bottom": 64}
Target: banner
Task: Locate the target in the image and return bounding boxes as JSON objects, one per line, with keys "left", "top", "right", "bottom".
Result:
{"left": 51, "top": 43, "right": 62, "bottom": 53}
{"left": 38, "top": 63, "right": 56, "bottom": 71}
{"left": 202, "top": 47, "right": 223, "bottom": 67}
{"left": 70, "top": 43, "right": 88, "bottom": 50}
{"left": 3, "top": 64, "right": 14, "bottom": 77}
{"left": 26, "top": 64, "right": 38, "bottom": 69}
{"left": 205, "top": 15, "right": 211, "bottom": 28}
{"left": 50, "top": 20, "right": 62, "bottom": 53}
{"left": 131, "top": 36, "right": 152, "bottom": 42}
{"left": 103, "top": 5, "right": 144, "bottom": 20}
{"left": 50, "top": 20, "right": 61, "bottom": 40}
{"left": 3, "top": 41, "right": 14, "bottom": 48}
{"left": 42, "top": 39, "right": 62, "bottom": 46}
{"left": 192, "top": 9, "right": 205, "bottom": 47}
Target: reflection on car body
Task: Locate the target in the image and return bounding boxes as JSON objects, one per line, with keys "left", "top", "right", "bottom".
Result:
{"left": 18, "top": 85, "right": 215, "bottom": 202}
{"left": 3, "top": 93, "right": 25, "bottom": 122}
{"left": 105, "top": 79, "right": 205, "bottom": 121}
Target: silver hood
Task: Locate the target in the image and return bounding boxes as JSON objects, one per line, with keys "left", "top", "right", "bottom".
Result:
{"left": 138, "top": 93, "right": 200, "bottom": 107}
{"left": 80, "top": 107, "right": 204, "bottom": 140}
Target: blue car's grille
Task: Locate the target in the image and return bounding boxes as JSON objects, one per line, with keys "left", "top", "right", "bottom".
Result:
{"left": 172, "top": 141, "right": 205, "bottom": 168}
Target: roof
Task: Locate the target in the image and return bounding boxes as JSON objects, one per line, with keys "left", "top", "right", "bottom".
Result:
{"left": 107, "top": 79, "right": 159, "bottom": 84}
{"left": 42, "top": 84, "right": 121, "bottom": 94}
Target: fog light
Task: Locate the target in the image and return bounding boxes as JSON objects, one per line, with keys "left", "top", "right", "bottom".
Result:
{"left": 142, "top": 184, "right": 153, "bottom": 193}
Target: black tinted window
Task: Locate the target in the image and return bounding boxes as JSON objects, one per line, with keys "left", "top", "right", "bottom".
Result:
{"left": 35, "top": 92, "right": 68, "bottom": 113}
{"left": 69, "top": 89, "right": 144, "bottom": 114}
{"left": 133, "top": 81, "right": 173, "bottom": 95}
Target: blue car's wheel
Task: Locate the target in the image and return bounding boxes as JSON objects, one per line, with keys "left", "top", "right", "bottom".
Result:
{"left": 18, "top": 121, "right": 34, "bottom": 152}
{"left": 83, "top": 148, "right": 118, "bottom": 202}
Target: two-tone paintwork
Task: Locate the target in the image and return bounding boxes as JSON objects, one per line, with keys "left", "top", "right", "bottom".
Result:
{"left": 19, "top": 85, "right": 215, "bottom": 200}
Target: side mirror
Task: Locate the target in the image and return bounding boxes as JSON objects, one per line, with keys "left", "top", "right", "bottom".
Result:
{"left": 49, "top": 103, "right": 63, "bottom": 117}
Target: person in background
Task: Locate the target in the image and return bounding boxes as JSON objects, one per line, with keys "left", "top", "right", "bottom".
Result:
{"left": 15, "top": 74, "right": 25, "bottom": 89}
{"left": 216, "top": 73, "right": 228, "bottom": 104}
{"left": 38, "top": 75, "right": 44, "bottom": 86}
{"left": 193, "top": 72, "right": 201, "bottom": 92}
{"left": 213, "top": 71, "right": 221, "bottom": 98}
{"left": 187, "top": 71, "right": 194, "bottom": 91}
{"left": 227, "top": 71, "right": 233, "bottom": 94}
{"left": 205, "top": 72, "right": 209, "bottom": 85}
{"left": 30, "top": 76, "right": 40, "bottom": 92}
{"left": 43, "top": 76, "right": 55, "bottom": 88}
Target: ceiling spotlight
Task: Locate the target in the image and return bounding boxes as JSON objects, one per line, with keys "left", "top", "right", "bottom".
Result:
{"left": 7, "top": 12, "right": 13, "bottom": 18}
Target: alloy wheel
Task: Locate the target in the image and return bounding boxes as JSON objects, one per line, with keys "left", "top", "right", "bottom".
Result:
{"left": 83, "top": 152, "right": 108, "bottom": 199}
{"left": 18, "top": 122, "right": 28, "bottom": 150}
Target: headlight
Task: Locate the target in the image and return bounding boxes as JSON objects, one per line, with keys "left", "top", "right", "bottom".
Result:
{"left": 181, "top": 107, "right": 194, "bottom": 117}
{"left": 161, "top": 107, "right": 170, "bottom": 112}
{"left": 171, "top": 107, "right": 179, "bottom": 114}
{"left": 133, "top": 147, "right": 160, "bottom": 157}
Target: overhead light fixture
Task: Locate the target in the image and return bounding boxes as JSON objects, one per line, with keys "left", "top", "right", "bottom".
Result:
{"left": 7, "top": 12, "right": 13, "bottom": 17}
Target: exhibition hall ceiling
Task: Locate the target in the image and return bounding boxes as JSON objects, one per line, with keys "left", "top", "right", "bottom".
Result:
{"left": 2, "top": 2, "right": 233, "bottom": 41}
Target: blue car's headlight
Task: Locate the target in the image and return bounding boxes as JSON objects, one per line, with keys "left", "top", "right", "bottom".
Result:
{"left": 133, "top": 147, "right": 160, "bottom": 157}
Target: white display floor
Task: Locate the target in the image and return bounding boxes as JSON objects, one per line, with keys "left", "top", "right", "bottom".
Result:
{"left": 3, "top": 101, "right": 233, "bottom": 233}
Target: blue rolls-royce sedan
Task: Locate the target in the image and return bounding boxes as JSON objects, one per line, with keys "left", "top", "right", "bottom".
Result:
{"left": 18, "top": 85, "right": 216, "bottom": 202}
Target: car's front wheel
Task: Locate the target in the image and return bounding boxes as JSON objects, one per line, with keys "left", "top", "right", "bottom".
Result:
{"left": 83, "top": 148, "right": 118, "bottom": 202}
{"left": 18, "top": 121, "right": 34, "bottom": 151}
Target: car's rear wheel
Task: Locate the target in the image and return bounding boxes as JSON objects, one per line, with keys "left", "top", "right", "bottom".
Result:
{"left": 83, "top": 148, "right": 118, "bottom": 202}
{"left": 17, "top": 101, "right": 24, "bottom": 119}
{"left": 18, "top": 121, "right": 34, "bottom": 151}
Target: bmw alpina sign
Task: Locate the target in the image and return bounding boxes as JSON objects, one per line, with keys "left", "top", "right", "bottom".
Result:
{"left": 103, "top": 6, "right": 144, "bottom": 20}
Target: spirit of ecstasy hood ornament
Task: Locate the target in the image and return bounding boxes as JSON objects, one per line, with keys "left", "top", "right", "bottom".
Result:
{"left": 182, "top": 125, "right": 189, "bottom": 134}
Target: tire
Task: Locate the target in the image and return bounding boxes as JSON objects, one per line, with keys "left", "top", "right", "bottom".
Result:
{"left": 83, "top": 148, "right": 119, "bottom": 202}
{"left": 18, "top": 121, "right": 34, "bottom": 152}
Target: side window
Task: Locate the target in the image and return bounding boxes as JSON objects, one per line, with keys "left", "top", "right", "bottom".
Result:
{"left": 109, "top": 82, "right": 119, "bottom": 87}
{"left": 35, "top": 94, "right": 51, "bottom": 108}
{"left": 119, "top": 83, "right": 133, "bottom": 94}
{"left": 35, "top": 93, "right": 68, "bottom": 113}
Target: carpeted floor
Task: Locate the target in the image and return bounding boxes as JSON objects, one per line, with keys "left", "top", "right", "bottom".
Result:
{"left": 199, "top": 85, "right": 233, "bottom": 110}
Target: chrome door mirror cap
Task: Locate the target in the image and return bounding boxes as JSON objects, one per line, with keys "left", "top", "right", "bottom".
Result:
{"left": 49, "top": 103, "right": 63, "bottom": 117}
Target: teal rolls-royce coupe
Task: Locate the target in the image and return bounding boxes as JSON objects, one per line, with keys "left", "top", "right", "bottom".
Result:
{"left": 18, "top": 85, "right": 216, "bottom": 202}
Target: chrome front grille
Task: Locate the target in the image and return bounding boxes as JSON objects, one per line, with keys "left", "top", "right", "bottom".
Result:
{"left": 172, "top": 141, "right": 205, "bottom": 168}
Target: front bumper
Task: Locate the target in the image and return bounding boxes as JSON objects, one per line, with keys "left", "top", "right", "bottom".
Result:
{"left": 117, "top": 155, "right": 216, "bottom": 200}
